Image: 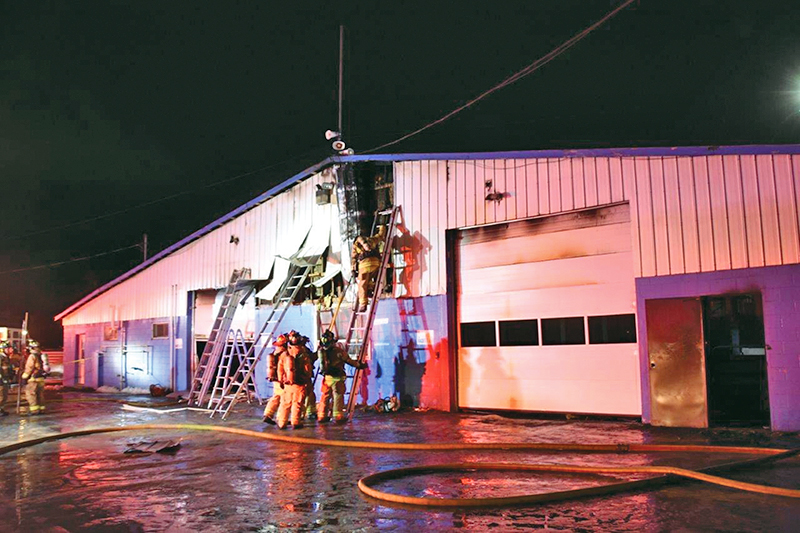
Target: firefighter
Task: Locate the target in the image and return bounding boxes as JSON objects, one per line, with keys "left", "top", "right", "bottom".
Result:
{"left": 351, "top": 224, "right": 387, "bottom": 312}
{"left": 275, "top": 333, "right": 313, "bottom": 429}
{"left": 262, "top": 333, "right": 289, "bottom": 425}
{"left": 288, "top": 330, "right": 317, "bottom": 420}
{"left": 316, "top": 330, "right": 366, "bottom": 423}
{"left": 21, "top": 340, "right": 49, "bottom": 415}
{"left": 0, "top": 342, "right": 14, "bottom": 416}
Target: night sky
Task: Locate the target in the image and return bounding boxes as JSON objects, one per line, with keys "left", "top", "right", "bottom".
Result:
{"left": 1, "top": 1, "right": 798, "bottom": 347}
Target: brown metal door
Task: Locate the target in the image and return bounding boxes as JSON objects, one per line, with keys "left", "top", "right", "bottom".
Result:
{"left": 646, "top": 298, "right": 708, "bottom": 428}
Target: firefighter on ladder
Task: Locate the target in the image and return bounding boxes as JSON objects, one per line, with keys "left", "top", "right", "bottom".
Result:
{"left": 275, "top": 332, "right": 313, "bottom": 429}
{"left": 351, "top": 224, "right": 387, "bottom": 312}
{"left": 0, "top": 342, "right": 15, "bottom": 416}
{"left": 316, "top": 330, "right": 366, "bottom": 423}
{"left": 21, "top": 340, "right": 49, "bottom": 415}
{"left": 262, "top": 333, "right": 289, "bottom": 425}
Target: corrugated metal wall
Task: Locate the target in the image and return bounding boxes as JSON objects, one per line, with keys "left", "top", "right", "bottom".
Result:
{"left": 63, "top": 167, "right": 341, "bottom": 326}
{"left": 394, "top": 154, "right": 800, "bottom": 296}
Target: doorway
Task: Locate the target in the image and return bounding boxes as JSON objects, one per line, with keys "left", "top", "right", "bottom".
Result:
{"left": 702, "top": 294, "right": 769, "bottom": 427}
{"left": 76, "top": 334, "right": 86, "bottom": 385}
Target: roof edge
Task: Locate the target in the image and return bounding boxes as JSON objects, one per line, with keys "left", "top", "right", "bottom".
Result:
{"left": 338, "top": 143, "right": 800, "bottom": 162}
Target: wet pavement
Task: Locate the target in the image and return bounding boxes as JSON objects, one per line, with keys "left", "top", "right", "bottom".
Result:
{"left": 0, "top": 391, "right": 798, "bottom": 532}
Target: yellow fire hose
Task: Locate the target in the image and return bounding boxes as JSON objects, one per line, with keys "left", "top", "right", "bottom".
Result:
{"left": 0, "top": 423, "right": 797, "bottom": 507}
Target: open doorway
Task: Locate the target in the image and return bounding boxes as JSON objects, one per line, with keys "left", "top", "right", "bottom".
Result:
{"left": 702, "top": 294, "right": 769, "bottom": 427}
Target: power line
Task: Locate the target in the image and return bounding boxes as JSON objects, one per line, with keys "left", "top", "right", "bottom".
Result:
{"left": 362, "top": 0, "right": 637, "bottom": 154}
{"left": 3, "top": 146, "right": 324, "bottom": 242}
{"left": 0, "top": 244, "right": 141, "bottom": 276}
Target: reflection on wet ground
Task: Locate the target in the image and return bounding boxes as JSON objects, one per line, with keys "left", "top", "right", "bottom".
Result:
{"left": 0, "top": 393, "right": 798, "bottom": 531}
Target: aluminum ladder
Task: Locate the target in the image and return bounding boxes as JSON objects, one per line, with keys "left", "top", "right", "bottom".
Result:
{"left": 186, "top": 268, "right": 251, "bottom": 407}
{"left": 205, "top": 329, "right": 260, "bottom": 409}
{"left": 211, "top": 262, "right": 313, "bottom": 419}
{"left": 342, "top": 206, "right": 401, "bottom": 418}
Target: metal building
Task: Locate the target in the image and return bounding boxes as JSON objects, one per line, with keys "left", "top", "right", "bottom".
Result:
{"left": 56, "top": 144, "right": 800, "bottom": 431}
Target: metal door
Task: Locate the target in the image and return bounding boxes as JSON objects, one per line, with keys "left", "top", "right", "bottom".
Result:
{"left": 646, "top": 297, "right": 708, "bottom": 427}
{"left": 76, "top": 334, "right": 86, "bottom": 385}
{"left": 124, "top": 346, "right": 153, "bottom": 390}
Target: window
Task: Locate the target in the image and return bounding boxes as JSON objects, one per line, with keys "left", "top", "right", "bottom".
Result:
{"left": 152, "top": 323, "right": 169, "bottom": 339}
{"left": 588, "top": 314, "right": 637, "bottom": 344}
{"left": 541, "top": 317, "right": 585, "bottom": 345}
{"left": 460, "top": 322, "right": 496, "bottom": 347}
{"left": 499, "top": 320, "right": 539, "bottom": 346}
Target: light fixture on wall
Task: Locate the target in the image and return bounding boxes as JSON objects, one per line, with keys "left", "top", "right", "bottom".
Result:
{"left": 316, "top": 182, "right": 335, "bottom": 205}
{"left": 483, "top": 178, "right": 510, "bottom": 203}
{"left": 230, "top": 235, "right": 240, "bottom": 245}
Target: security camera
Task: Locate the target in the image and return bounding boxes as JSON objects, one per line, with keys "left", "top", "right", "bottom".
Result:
{"left": 332, "top": 140, "right": 346, "bottom": 151}
{"left": 325, "top": 130, "right": 341, "bottom": 141}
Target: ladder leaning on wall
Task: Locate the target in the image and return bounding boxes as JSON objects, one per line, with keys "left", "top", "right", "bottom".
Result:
{"left": 210, "top": 261, "right": 314, "bottom": 419}
{"left": 341, "top": 206, "right": 401, "bottom": 419}
{"left": 186, "top": 268, "right": 252, "bottom": 407}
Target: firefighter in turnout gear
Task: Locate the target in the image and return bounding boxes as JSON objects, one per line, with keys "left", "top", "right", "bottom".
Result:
{"left": 262, "top": 333, "right": 289, "bottom": 425}
{"left": 21, "top": 340, "right": 49, "bottom": 415}
{"left": 288, "top": 330, "right": 317, "bottom": 419}
{"left": 0, "top": 342, "right": 15, "bottom": 416}
{"left": 316, "top": 330, "right": 366, "bottom": 423}
{"left": 275, "top": 333, "right": 313, "bottom": 429}
{"left": 351, "top": 224, "right": 387, "bottom": 312}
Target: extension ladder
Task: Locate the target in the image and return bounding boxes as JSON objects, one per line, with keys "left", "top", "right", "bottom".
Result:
{"left": 205, "top": 329, "right": 260, "bottom": 409}
{"left": 211, "top": 262, "right": 313, "bottom": 419}
{"left": 342, "top": 206, "right": 401, "bottom": 418}
{"left": 186, "top": 268, "right": 251, "bottom": 406}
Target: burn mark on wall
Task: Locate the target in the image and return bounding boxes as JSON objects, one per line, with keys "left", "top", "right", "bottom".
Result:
{"left": 460, "top": 202, "right": 630, "bottom": 245}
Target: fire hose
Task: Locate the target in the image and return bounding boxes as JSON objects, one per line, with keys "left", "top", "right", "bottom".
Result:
{"left": 0, "top": 423, "right": 797, "bottom": 507}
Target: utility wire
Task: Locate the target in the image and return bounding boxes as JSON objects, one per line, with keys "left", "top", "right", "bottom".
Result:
{"left": 0, "top": 244, "right": 140, "bottom": 276}
{"left": 3, "top": 146, "right": 324, "bottom": 241}
{"left": 362, "top": 0, "right": 637, "bottom": 154}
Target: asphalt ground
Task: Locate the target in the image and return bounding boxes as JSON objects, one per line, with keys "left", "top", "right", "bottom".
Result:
{"left": 0, "top": 390, "right": 798, "bottom": 532}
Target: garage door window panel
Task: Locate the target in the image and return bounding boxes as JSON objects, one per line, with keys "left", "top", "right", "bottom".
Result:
{"left": 499, "top": 320, "right": 539, "bottom": 346}
{"left": 588, "top": 314, "right": 637, "bottom": 344}
{"left": 541, "top": 317, "right": 585, "bottom": 345}
{"left": 460, "top": 322, "right": 496, "bottom": 347}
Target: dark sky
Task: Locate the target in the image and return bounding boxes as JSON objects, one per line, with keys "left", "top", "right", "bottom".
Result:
{"left": 1, "top": 1, "right": 798, "bottom": 347}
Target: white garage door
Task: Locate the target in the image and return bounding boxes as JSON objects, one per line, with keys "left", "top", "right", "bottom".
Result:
{"left": 456, "top": 203, "right": 641, "bottom": 416}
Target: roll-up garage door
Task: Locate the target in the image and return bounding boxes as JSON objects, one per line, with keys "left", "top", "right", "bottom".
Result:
{"left": 456, "top": 203, "right": 641, "bottom": 416}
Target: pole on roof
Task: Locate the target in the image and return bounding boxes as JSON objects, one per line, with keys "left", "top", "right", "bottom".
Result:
{"left": 143, "top": 233, "right": 148, "bottom": 262}
{"left": 338, "top": 25, "right": 344, "bottom": 136}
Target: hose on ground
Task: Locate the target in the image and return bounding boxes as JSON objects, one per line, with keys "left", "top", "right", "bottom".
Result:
{"left": 0, "top": 423, "right": 797, "bottom": 507}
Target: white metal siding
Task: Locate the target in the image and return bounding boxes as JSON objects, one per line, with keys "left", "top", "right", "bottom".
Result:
{"left": 63, "top": 167, "right": 342, "bottom": 326}
{"left": 394, "top": 154, "right": 800, "bottom": 296}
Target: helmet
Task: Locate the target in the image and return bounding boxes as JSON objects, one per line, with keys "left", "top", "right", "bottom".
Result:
{"left": 27, "top": 340, "right": 39, "bottom": 350}
{"left": 0, "top": 341, "right": 9, "bottom": 351}
{"left": 288, "top": 330, "right": 305, "bottom": 346}
{"left": 273, "top": 334, "right": 288, "bottom": 347}
{"left": 320, "top": 330, "right": 336, "bottom": 347}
